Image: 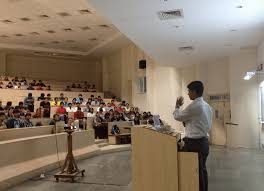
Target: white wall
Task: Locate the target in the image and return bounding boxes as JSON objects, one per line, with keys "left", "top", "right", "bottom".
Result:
{"left": 102, "top": 43, "right": 184, "bottom": 130}
{"left": 228, "top": 49, "right": 259, "bottom": 148}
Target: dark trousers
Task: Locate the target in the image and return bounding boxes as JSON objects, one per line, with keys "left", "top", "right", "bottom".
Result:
{"left": 182, "top": 137, "right": 209, "bottom": 191}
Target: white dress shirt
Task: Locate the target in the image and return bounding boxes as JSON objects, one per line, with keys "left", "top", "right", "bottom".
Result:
{"left": 173, "top": 97, "right": 212, "bottom": 139}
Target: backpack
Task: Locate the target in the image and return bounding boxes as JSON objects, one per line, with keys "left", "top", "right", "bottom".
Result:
{"left": 111, "top": 125, "right": 120, "bottom": 135}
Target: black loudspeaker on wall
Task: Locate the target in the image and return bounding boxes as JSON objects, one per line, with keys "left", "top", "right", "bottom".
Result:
{"left": 139, "top": 60, "right": 146, "bottom": 69}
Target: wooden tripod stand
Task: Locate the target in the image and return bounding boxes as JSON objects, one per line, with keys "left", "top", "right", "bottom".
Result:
{"left": 54, "top": 129, "right": 85, "bottom": 182}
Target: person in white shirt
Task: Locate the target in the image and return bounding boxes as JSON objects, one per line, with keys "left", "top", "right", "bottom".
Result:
{"left": 66, "top": 103, "right": 77, "bottom": 113}
{"left": 173, "top": 81, "right": 212, "bottom": 191}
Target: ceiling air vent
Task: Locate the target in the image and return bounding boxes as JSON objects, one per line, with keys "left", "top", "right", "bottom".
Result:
{"left": 80, "top": 26, "right": 91, "bottom": 30}
{"left": 178, "top": 46, "right": 194, "bottom": 51}
{"left": 39, "top": 15, "right": 50, "bottom": 19}
{"left": 46, "top": 30, "right": 56, "bottom": 34}
{"left": 64, "top": 28, "right": 73, "bottom": 32}
{"left": 15, "top": 33, "right": 24, "bottom": 37}
{"left": 99, "top": 24, "right": 110, "bottom": 28}
{"left": 158, "top": 9, "right": 184, "bottom": 20}
{"left": 57, "top": 12, "right": 71, "bottom": 17}
{"left": 30, "top": 32, "right": 40, "bottom": 35}
{"left": 20, "top": 17, "right": 31, "bottom": 21}
{"left": 66, "top": 40, "right": 75, "bottom": 43}
{"left": 79, "top": 9, "right": 91, "bottom": 14}
{"left": 2, "top": 19, "right": 13, "bottom": 24}
{"left": 0, "top": 35, "right": 8, "bottom": 38}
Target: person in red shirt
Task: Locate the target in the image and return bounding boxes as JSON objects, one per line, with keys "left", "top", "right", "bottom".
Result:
{"left": 74, "top": 107, "right": 84, "bottom": 120}
{"left": 56, "top": 102, "right": 67, "bottom": 121}
{"left": 74, "top": 107, "right": 85, "bottom": 129}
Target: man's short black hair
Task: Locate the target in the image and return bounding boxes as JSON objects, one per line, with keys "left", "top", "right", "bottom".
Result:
{"left": 187, "top": 81, "right": 204, "bottom": 97}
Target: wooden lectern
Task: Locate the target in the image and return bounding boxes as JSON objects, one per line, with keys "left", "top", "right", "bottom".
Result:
{"left": 132, "top": 127, "right": 199, "bottom": 191}
{"left": 54, "top": 130, "right": 85, "bottom": 183}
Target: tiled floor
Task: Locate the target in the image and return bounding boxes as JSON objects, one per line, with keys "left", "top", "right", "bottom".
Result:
{"left": 7, "top": 147, "right": 264, "bottom": 191}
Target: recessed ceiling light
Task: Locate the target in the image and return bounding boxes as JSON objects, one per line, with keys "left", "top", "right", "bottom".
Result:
{"left": 15, "top": 34, "right": 24, "bottom": 37}
{"left": 79, "top": 9, "right": 92, "bottom": 14}
{"left": 2, "top": 19, "right": 13, "bottom": 24}
{"left": 30, "top": 32, "right": 40, "bottom": 35}
{"left": 99, "top": 24, "right": 110, "bottom": 28}
{"left": 230, "top": 29, "right": 237, "bottom": 32}
{"left": 0, "top": 35, "right": 8, "bottom": 38}
{"left": 63, "top": 28, "right": 73, "bottom": 32}
{"left": 66, "top": 40, "right": 75, "bottom": 43}
{"left": 39, "top": 14, "right": 50, "bottom": 19}
{"left": 236, "top": 5, "right": 243, "bottom": 8}
{"left": 80, "top": 26, "right": 91, "bottom": 30}
{"left": 46, "top": 30, "right": 56, "bottom": 33}
{"left": 57, "top": 12, "right": 71, "bottom": 17}
{"left": 20, "top": 17, "right": 31, "bottom": 21}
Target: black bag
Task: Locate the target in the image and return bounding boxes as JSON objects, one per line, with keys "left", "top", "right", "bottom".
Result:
{"left": 111, "top": 125, "right": 120, "bottom": 135}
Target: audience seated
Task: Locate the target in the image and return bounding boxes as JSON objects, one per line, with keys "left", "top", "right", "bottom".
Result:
{"left": 38, "top": 93, "right": 46, "bottom": 101}
{"left": 65, "top": 86, "right": 72, "bottom": 92}
{"left": 24, "top": 113, "right": 33, "bottom": 127}
{"left": 6, "top": 109, "right": 25, "bottom": 128}
{"left": 49, "top": 114, "right": 60, "bottom": 125}
{"left": 24, "top": 93, "right": 34, "bottom": 112}
{"left": 6, "top": 82, "right": 13, "bottom": 89}
{"left": 36, "top": 80, "right": 46, "bottom": 87}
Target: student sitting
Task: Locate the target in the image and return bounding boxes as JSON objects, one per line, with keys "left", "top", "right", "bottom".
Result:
{"left": 83, "top": 87, "right": 89, "bottom": 92}
{"left": 20, "top": 77, "right": 27, "bottom": 84}
{"left": 65, "top": 86, "right": 72, "bottom": 91}
{"left": 77, "top": 84, "right": 82, "bottom": 88}
{"left": 37, "top": 80, "right": 46, "bottom": 87}
{"left": 59, "top": 93, "right": 65, "bottom": 101}
{"left": 0, "top": 112, "right": 6, "bottom": 129}
{"left": 13, "top": 76, "right": 19, "bottom": 82}
{"left": 6, "top": 82, "right": 13, "bottom": 89}
{"left": 3, "top": 76, "right": 9, "bottom": 81}
{"left": 6, "top": 109, "right": 25, "bottom": 128}
{"left": 46, "top": 85, "right": 51, "bottom": 91}
{"left": 40, "top": 98, "right": 51, "bottom": 118}
{"left": 36, "top": 85, "right": 43, "bottom": 90}
{"left": 71, "top": 83, "right": 76, "bottom": 88}
{"left": 56, "top": 102, "right": 67, "bottom": 121}
{"left": 24, "top": 93, "right": 35, "bottom": 112}
{"left": 66, "top": 103, "right": 77, "bottom": 112}
{"left": 49, "top": 114, "right": 60, "bottom": 125}
{"left": 50, "top": 97, "right": 60, "bottom": 107}
{"left": 46, "top": 93, "right": 52, "bottom": 101}
{"left": 24, "top": 113, "right": 33, "bottom": 127}
{"left": 38, "top": 93, "right": 46, "bottom": 101}
{"left": 30, "top": 80, "right": 37, "bottom": 86}
{"left": 27, "top": 84, "right": 35, "bottom": 90}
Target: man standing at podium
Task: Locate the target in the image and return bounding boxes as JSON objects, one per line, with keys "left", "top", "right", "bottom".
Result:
{"left": 173, "top": 81, "right": 212, "bottom": 191}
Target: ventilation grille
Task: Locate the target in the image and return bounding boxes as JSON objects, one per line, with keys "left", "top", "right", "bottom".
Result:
{"left": 46, "top": 30, "right": 56, "bottom": 34}
{"left": 178, "top": 46, "right": 194, "bottom": 51}
{"left": 57, "top": 12, "right": 71, "bottom": 17}
{"left": 209, "top": 94, "right": 230, "bottom": 101}
{"left": 79, "top": 9, "right": 91, "bottom": 14}
{"left": 158, "top": 9, "right": 184, "bottom": 20}
{"left": 2, "top": 19, "right": 13, "bottom": 24}
{"left": 80, "top": 26, "right": 91, "bottom": 30}
{"left": 20, "top": 17, "right": 31, "bottom": 21}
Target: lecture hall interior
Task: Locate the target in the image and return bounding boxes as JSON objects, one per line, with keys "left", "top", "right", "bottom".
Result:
{"left": 0, "top": 0, "right": 264, "bottom": 191}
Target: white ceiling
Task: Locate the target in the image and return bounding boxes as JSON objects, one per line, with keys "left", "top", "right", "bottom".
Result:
{"left": 88, "top": 0, "right": 264, "bottom": 66}
{"left": 0, "top": 0, "right": 121, "bottom": 56}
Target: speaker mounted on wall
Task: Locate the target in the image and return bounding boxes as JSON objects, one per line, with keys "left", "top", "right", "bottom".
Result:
{"left": 139, "top": 59, "right": 146, "bottom": 69}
